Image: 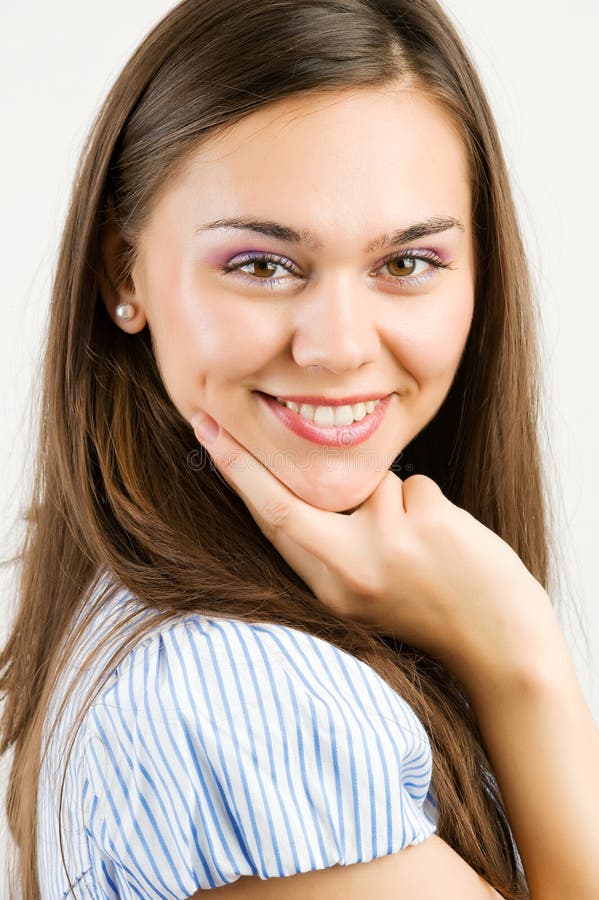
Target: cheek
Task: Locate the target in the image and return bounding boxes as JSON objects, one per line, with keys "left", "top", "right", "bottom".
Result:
{"left": 388, "top": 283, "right": 474, "bottom": 384}
{"left": 149, "top": 286, "right": 283, "bottom": 413}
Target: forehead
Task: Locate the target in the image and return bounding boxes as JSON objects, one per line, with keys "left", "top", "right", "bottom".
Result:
{"left": 150, "top": 85, "right": 471, "bottom": 246}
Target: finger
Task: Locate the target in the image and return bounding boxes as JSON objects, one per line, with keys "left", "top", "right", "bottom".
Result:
{"left": 361, "top": 468, "right": 407, "bottom": 530}
{"left": 401, "top": 473, "right": 446, "bottom": 513}
{"left": 190, "top": 411, "right": 352, "bottom": 564}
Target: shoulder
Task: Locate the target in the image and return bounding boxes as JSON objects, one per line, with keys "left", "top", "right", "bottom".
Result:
{"left": 79, "top": 614, "right": 437, "bottom": 896}
{"left": 91, "top": 613, "right": 432, "bottom": 758}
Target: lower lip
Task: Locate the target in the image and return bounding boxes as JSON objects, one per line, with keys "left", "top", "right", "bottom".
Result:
{"left": 256, "top": 392, "right": 394, "bottom": 447}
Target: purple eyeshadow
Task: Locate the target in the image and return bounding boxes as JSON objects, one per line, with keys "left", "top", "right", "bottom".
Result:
{"left": 204, "top": 246, "right": 271, "bottom": 267}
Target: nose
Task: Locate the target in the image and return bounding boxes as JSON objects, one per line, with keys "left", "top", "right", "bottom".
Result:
{"left": 290, "top": 275, "right": 381, "bottom": 374}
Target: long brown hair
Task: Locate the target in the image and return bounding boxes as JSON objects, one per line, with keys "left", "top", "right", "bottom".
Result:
{"left": 0, "top": 0, "right": 570, "bottom": 896}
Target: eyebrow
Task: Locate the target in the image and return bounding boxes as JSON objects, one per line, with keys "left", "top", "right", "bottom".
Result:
{"left": 195, "top": 215, "right": 464, "bottom": 253}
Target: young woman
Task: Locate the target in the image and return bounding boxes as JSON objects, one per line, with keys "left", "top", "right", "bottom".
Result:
{"left": 1, "top": 0, "right": 597, "bottom": 897}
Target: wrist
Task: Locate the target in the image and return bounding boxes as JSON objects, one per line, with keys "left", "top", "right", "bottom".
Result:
{"left": 453, "top": 587, "right": 571, "bottom": 705}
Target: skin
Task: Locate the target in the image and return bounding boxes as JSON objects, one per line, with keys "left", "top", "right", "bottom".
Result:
{"left": 106, "top": 83, "right": 475, "bottom": 513}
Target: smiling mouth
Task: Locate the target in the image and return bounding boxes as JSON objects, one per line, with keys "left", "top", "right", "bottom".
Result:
{"left": 268, "top": 394, "right": 383, "bottom": 425}
{"left": 255, "top": 390, "right": 393, "bottom": 447}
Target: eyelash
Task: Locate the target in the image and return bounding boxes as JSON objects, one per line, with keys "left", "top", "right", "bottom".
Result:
{"left": 221, "top": 249, "right": 453, "bottom": 290}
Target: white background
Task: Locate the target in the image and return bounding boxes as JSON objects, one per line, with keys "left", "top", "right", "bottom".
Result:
{"left": 1, "top": 0, "right": 598, "bottom": 891}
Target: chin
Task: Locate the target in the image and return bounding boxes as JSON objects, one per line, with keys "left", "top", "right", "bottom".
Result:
{"left": 283, "top": 476, "right": 376, "bottom": 514}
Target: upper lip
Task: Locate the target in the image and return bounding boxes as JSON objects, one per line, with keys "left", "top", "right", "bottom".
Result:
{"left": 259, "top": 391, "right": 393, "bottom": 407}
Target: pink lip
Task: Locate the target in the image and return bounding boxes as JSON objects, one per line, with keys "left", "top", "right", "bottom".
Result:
{"left": 257, "top": 392, "right": 393, "bottom": 447}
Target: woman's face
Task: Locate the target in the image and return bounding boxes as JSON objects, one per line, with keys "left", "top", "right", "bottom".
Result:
{"left": 108, "top": 85, "right": 475, "bottom": 512}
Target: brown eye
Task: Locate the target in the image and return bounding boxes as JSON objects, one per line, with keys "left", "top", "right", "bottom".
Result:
{"left": 386, "top": 256, "right": 419, "bottom": 277}
{"left": 249, "top": 259, "right": 279, "bottom": 278}
{"left": 225, "top": 253, "right": 298, "bottom": 284}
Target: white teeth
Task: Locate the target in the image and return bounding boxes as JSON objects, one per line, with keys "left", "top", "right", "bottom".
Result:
{"left": 299, "top": 403, "right": 315, "bottom": 420}
{"left": 275, "top": 397, "right": 381, "bottom": 425}
{"left": 331, "top": 405, "right": 356, "bottom": 427}
{"left": 313, "top": 405, "right": 334, "bottom": 427}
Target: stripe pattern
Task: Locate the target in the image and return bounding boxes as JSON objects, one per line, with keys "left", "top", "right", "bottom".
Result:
{"left": 37, "top": 569, "right": 438, "bottom": 897}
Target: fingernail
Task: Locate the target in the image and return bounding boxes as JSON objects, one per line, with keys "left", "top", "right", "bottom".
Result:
{"left": 191, "top": 412, "right": 219, "bottom": 444}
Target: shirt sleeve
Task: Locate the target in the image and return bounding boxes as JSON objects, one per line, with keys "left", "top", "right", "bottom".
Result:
{"left": 81, "top": 615, "right": 437, "bottom": 897}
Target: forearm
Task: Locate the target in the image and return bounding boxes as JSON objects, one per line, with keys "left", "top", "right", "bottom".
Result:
{"left": 465, "top": 605, "right": 599, "bottom": 900}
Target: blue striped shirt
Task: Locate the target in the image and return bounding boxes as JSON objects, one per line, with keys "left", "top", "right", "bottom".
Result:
{"left": 37, "top": 568, "right": 438, "bottom": 897}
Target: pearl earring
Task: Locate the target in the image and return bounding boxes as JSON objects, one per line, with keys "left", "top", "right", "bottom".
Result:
{"left": 115, "top": 302, "right": 135, "bottom": 321}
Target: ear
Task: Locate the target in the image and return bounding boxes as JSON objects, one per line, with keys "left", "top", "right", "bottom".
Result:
{"left": 98, "top": 201, "right": 147, "bottom": 334}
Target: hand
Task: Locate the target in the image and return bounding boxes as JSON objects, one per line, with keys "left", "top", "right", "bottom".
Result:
{"left": 190, "top": 412, "right": 553, "bottom": 687}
